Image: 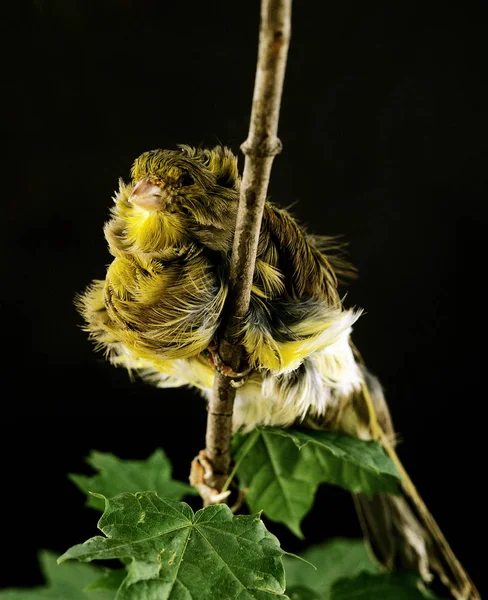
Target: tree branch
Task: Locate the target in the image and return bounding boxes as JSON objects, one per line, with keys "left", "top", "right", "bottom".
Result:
{"left": 202, "top": 0, "right": 292, "bottom": 498}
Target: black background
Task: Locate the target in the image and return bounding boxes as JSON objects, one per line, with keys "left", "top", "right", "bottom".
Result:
{"left": 3, "top": 0, "right": 486, "bottom": 595}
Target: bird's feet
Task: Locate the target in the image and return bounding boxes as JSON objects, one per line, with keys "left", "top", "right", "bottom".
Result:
{"left": 205, "top": 342, "right": 252, "bottom": 387}
{"left": 190, "top": 450, "right": 231, "bottom": 506}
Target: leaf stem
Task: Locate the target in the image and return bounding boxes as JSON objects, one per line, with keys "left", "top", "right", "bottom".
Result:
{"left": 221, "top": 429, "right": 261, "bottom": 493}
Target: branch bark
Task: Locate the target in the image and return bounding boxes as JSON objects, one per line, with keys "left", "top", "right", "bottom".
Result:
{"left": 203, "top": 0, "right": 292, "bottom": 497}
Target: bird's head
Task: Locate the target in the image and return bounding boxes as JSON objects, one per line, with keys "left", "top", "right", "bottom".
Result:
{"left": 106, "top": 145, "right": 241, "bottom": 256}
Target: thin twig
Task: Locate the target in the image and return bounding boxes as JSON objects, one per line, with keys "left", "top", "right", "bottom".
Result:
{"left": 202, "top": 0, "right": 292, "bottom": 497}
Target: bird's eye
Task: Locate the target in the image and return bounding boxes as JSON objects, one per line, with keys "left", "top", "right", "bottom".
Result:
{"left": 180, "top": 172, "right": 195, "bottom": 187}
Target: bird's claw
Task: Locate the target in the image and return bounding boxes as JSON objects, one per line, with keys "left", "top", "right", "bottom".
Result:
{"left": 206, "top": 342, "right": 252, "bottom": 387}
{"left": 190, "top": 450, "right": 231, "bottom": 506}
{"left": 229, "top": 487, "right": 248, "bottom": 514}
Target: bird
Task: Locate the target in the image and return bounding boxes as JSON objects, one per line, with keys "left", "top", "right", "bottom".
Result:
{"left": 76, "top": 144, "right": 478, "bottom": 600}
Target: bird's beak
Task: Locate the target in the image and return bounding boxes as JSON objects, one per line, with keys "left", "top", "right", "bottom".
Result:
{"left": 128, "top": 177, "right": 166, "bottom": 211}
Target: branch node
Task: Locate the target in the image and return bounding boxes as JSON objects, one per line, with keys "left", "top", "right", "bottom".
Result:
{"left": 241, "top": 136, "right": 283, "bottom": 157}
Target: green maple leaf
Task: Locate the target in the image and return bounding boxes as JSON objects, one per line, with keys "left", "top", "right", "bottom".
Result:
{"left": 331, "top": 572, "right": 445, "bottom": 599}
{"left": 86, "top": 570, "right": 127, "bottom": 592}
{"left": 285, "top": 586, "right": 321, "bottom": 600}
{"left": 233, "top": 428, "right": 401, "bottom": 537}
{"left": 70, "top": 449, "right": 197, "bottom": 510}
{"left": 59, "top": 492, "right": 288, "bottom": 600}
{"left": 283, "top": 539, "right": 444, "bottom": 600}
{"left": 0, "top": 551, "right": 115, "bottom": 599}
{"left": 283, "top": 538, "right": 380, "bottom": 598}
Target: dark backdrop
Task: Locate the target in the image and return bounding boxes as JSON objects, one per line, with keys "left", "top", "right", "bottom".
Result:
{"left": 3, "top": 0, "right": 486, "bottom": 594}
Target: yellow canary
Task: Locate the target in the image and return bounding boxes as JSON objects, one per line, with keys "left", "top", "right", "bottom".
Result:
{"left": 77, "top": 145, "right": 477, "bottom": 599}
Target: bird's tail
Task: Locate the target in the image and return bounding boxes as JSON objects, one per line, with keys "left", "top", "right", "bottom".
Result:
{"left": 345, "top": 365, "right": 480, "bottom": 600}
